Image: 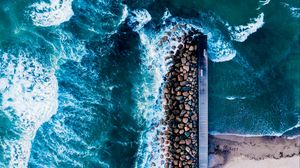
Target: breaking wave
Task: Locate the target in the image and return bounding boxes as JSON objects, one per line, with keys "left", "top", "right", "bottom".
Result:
{"left": 226, "top": 13, "right": 265, "bottom": 42}
{"left": 30, "top": 0, "right": 74, "bottom": 27}
{"left": 0, "top": 52, "right": 58, "bottom": 167}
{"left": 128, "top": 9, "right": 152, "bottom": 31}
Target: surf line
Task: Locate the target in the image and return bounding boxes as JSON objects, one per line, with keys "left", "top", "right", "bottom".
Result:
{"left": 152, "top": 24, "right": 207, "bottom": 168}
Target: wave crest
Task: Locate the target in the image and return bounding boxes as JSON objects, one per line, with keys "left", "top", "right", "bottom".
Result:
{"left": 226, "top": 13, "right": 265, "bottom": 42}
{"left": 128, "top": 9, "right": 152, "bottom": 31}
{"left": 30, "top": 0, "right": 74, "bottom": 27}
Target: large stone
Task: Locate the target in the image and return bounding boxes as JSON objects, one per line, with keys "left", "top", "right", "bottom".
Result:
{"left": 191, "top": 114, "right": 197, "bottom": 120}
{"left": 178, "top": 44, "right": 183, "bottom": 49}
{"left": 185, "top": 104, "right": 191, "bottom": 110}
{"left": 179, "top": 104, "right": 184, "bottom": 110}
{"left": 179, "top": 130, "right": 184, "bottom": 134}
{"left": 185, "top": 146, "right": 191, "bottom": 153}
{"left": 183, "top": 65, "right": 189, "bottom": 71}
{"left": 184, "top": 132, "right": 190, "bottom": 137}
{"left": 180, "top": 81, "right": 188, "bottom": 86}
{"left": 184, "top": 74, "right": 188, "bottom": 80}
{"left": 184, "top": 126, "right": 190, "bottom": 131}
{"left": 182, "top": 117, "right": 188, "bottom": 123}
{"left": 181, "top": 87, "right": 191, "bottom": 92}
{"left": 176, "top": 117, "right": 182, "bottom": 122}
{"left": 178, "top": 75, "right": 184, "bottom": 81}
{"left": 178, "top": 124, "right": 184, "bottom": 129}
{"left": 185, "top": 139, "right": 192, "bottom": 145}
{"left": 179, "top": 140, "right": 185, "bottom": 145}
{"left": 189, "top": 46, "right": 194, "bottom": 51}
{"left": 181, "top": 57, "right": 186, "bottom": 64}
{"left": 175, "top": 96, "right": 184, "bottom": 101}
{"left": 183, "top": 92, "right": 189, "bottom": 97}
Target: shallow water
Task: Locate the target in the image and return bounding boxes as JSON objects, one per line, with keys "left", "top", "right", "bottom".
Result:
{"left": 0, "top": 0, "right": 299, "bottom": 167}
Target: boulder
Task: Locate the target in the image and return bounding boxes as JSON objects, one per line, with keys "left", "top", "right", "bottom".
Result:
{"left": 189, "top": 46, "right": 194, "bottom": 51}
{"left": 179, "top": 140, "right": 185, "bottom": 145}
{"left": 185, "top": 104, "right": 191, "bottom": 110}
{"left": 185, "top": 139, "right": 192, "bottom": 145}
{"left": 181, "top": 86, "right": 191, "bottom": 92}
{"left": 182, "top": 117, "right": 188, "bottom": 123}
{"left": 181, "top": 57, "right": 186, "bottom": 64}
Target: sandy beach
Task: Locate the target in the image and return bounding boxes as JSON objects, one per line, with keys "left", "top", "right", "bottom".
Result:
{"left": 208, "top": 135, "right": 300, "bottom": 168}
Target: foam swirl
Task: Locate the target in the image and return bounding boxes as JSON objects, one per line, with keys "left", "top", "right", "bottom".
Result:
{"left": 30, "top": 0, "right": 74, "bottom": 27}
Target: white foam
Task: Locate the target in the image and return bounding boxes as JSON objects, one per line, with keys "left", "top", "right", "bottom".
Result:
{"left": 56, "top": 30, "right": 88, "bottom": 63}
{"left": 225, "top": 96, "right": 247, "bottom": 100}
{"left": 162, "top": 8, "right": 172, "bottom": 23}
{"left": 165, "top": 16, "right": 237, "bottom": 62}
{"left": 206, "top": 32, "right": 237, "bottom": 62}
{"left": 257, "top": 0, "right": 271, "bottom": 9}
{"left": 30, "top": 0, "right": 74, "bottom": 27}
{"left": 0, "top": 53, "right": 58, "bottom": 167}
{"left": 226, "top": 13, "right": 265, "bottom": 42}
{"left": 211, "top": 121, "right": 300, "bottom": 138}
{"left": 119, "top": 4, "right": 129, "bottom": 25}
{"left": 128, "top": 9, "right": 152, "bottom": 31}
{"left": 0, "top": 78, "right": 9, "bottom": 92}
{"left": 282, "top": 3, "right": 300, "bottom": 18}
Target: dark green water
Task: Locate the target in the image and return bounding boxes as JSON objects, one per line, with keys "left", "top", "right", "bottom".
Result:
{"left": 0, "top": 0, "right": 299, "bottom": 167}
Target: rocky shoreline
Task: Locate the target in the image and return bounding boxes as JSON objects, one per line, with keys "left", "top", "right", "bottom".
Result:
{"left": 153, "top": 26, "right": 206, "bottom": 168}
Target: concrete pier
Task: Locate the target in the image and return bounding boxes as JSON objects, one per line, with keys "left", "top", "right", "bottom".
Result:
{"left": 197, "top": 36, "right": 208, "bottom": 168}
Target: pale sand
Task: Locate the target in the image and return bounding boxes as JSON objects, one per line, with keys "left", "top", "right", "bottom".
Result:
{"left": 208, "top": 135, "right": 300, "bottom": 168}
{"left": 224, "top": 156, "right": 300, "bottom": 168}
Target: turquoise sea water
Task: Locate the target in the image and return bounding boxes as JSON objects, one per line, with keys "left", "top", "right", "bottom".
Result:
{"left": 0, "top": 0, "right": 299, "bottom": 167}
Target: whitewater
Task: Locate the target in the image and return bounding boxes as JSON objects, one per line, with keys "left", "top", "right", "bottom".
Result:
{"left": 0, "top": 0, "right": 299, "bottom": 167}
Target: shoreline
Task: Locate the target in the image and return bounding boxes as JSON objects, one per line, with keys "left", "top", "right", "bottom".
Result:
{"left": 209, "top": 132, "right": 300, "bottom": 139}
{"left": 208, "top": 134, "right": 300, "bottom": 168}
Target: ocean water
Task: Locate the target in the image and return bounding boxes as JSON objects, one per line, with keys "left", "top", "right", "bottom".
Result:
{"left": 0, "top": 0, "right": 299, "bottom": 167}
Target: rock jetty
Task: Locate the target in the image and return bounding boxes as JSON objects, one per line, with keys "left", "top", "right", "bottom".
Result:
{"left": 154, "top": 25, "right": 206, "bottom": 168}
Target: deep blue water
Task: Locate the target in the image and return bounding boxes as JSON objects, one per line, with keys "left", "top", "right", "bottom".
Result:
{"left": 0, "top": 0, "right": 299, "bottom": 167}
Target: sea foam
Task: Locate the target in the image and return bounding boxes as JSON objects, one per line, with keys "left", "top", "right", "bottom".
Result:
{"left": 206, "top": 31, "right": 237, "bottom": 62}
{"left": 30, "top": 0, "right": 74, "bottom": 27}
{"left": 128, "top": 9, "right": 152, "bottom": 31}
{"left": 257, "top": 0, "right": 271, "bottom": 9}
{"left": 226, "top": 13, "right": 265, "bottom": 42}
{"left": 282, "top": 3, "right": 300, "bottom": 18}
{"left": 0, "top": 52, "right": 58, "bottom": 167}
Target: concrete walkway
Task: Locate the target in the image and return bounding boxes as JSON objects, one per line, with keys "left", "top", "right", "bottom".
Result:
{"left": 198, "top": 47, "right": 208, "bottom": 167}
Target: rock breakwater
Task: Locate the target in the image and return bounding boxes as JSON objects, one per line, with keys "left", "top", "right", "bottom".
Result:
{"left": 151, "top": 25, "right": 206, "bottom": 168}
